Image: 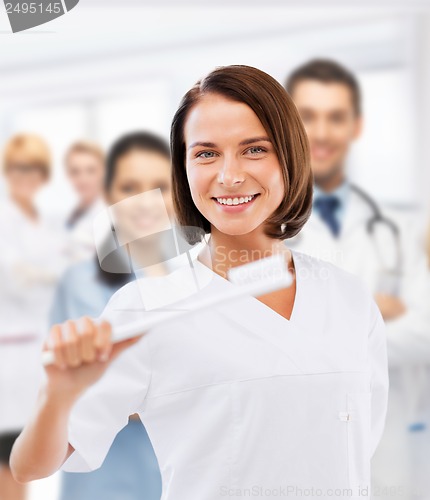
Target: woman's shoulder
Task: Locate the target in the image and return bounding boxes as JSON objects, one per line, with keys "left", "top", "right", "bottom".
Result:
{"left": 292, "top": 249, "right": 375, "bottom": 307}
{"left": 103, "top": 279, "right": 142, "bottom": 312}
{"left": 104, "top": 255, "right": 214, "bottom": 313}
{"left": 292, "top": 250, "right": 382, "bottom": 335}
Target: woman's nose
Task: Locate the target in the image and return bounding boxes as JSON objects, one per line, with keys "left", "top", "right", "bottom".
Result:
{"left": 217, "top": 157, "right": 245, "bottom": 187}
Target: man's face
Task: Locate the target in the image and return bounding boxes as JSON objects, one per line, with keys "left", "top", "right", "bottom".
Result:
{"left": 291, "top": 80, "right": 362, "bottom": 187}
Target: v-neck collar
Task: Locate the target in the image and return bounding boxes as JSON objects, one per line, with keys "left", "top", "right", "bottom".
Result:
{"left": 192, "top": 251, "right": 311, "bottom": 374}
{"left": 192, "top": 250, "right": 332, "bottom": 374}
{"left": 193, "top": 249, "right": 302, "bottom": 325}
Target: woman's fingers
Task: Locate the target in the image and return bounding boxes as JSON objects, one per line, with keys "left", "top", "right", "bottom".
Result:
{"left": 95, "top": 320, "right": 112, "bottom": 362}
{"left": 63, "top": 321, "right": 81, "bottom": 367}
{"left": 50, "top": 325, "right": 66, "bottom": 369}
{"left": 79, "top": 317, "right": 96, "bottom": 363}
{"left": 46, "top": 318, "right": 120, "bottom": 369}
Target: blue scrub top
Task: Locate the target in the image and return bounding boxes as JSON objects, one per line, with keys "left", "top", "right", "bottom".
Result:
{"left": 50, "top": 258, "right": 119, "bottom": 325}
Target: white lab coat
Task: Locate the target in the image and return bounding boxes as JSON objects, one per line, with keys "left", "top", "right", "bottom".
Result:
{"left": 61, "top": 250, "right": 388, "bottom": 500}
{"left": 288, "top": 187, "right": 430, "bottom": 500}
{"left": 0, "top": 198, "right": 68, "bottom": 433}
{"left": 65, "top": 198, "right": 105, "bottom": 263}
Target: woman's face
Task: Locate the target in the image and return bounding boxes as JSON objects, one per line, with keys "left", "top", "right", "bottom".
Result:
{"left": 4, "top": 153, "right": 47, "bottom": 203}
{"left": 106, "top": 149, "right": 173, "bottom": 242}
{"left": 184, "top": 93, "right": 285, "bottom": 237}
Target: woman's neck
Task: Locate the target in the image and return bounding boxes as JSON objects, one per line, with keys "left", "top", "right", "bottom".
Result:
{"left": 11, "top": 195, "right": 38, "bottom": 222}
{"left": 201, "top": 226, "right": 291, "bottom": 279}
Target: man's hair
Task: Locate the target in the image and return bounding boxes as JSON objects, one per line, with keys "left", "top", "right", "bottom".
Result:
{"left": 285, "top": 59, "right": 362, "bottom": 115}
{"left": 65, "top": 140, "right": 105, "bottom": 166}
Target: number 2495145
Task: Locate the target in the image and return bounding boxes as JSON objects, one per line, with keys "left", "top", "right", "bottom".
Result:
{"left": 5, "top": 3, "right": 62, "bottom": 14}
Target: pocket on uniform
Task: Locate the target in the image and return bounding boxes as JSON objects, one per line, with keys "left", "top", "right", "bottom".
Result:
{"left": 345, "top": 392, "right": 371, "bottom": 496}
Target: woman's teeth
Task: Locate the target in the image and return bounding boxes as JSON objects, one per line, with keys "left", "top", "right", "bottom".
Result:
{"left": 215, "top": 195, "right": 256, "bottom": 205}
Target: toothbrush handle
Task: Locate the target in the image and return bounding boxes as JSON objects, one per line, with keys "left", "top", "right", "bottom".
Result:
{"left": 41, "top": 350, "right": 55, "bottom": 366}
{"left": 41, "top": 271, "right": 292, "bottom": 367}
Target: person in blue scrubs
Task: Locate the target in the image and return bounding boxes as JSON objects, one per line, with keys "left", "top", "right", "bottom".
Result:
{"left": 50, "top": 131, "right": 174, "bottom": 500}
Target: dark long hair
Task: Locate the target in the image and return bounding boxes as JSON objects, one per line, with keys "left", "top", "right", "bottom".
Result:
{"left": 97, "top": 131, "right": 171, "bottom": 287}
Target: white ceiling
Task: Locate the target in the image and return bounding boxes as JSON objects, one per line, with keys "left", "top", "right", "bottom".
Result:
{"left": 81, "top": 0, "right": 430, "bottom": 6}
{"left": 0, "top": 4, "right": 422, "bottom": 71}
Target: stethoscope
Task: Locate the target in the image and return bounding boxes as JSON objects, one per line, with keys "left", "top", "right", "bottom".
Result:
{"left": 353, "top": 185, "right": 430, "bottom": 436}
{"left": 292, "top": 182, "right": 404, "bottom": 290}
{"left": 349, "top": 183, "right": 404, "bottom": 294}
{"left": 350, "top": 184, "right": 402, "bottom": 267}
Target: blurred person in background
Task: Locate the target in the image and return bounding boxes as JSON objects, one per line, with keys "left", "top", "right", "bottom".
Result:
{"left": 285, "top": 59, "right": 430, "bottom": 500}
{"left": 427, "top": 221, "right": 430, "bottom": 268}
{"left": 49, "top": 131, "right": 173, "bottom": 500}
{"left": 0, "top": 134, "right": 67, "bottom": 500}
{"left": 64, "top": 141, "right": 106, "bottom": 263}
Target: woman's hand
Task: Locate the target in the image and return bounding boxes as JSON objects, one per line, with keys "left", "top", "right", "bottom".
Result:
{"left": 43, "top": 317, "right": 142, "bottom": 399}
{"left": 10, "top": 318, "right": 143, "bottom": 483}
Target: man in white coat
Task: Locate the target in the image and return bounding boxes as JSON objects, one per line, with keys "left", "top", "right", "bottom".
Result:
{"left": 64, "top": 141, "right": 106, "bottom": 263}
{"left": 285, "top": 59, "right": 430, "bottom": 500}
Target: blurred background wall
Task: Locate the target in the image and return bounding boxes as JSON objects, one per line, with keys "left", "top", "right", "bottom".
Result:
{"left": 1, "top": 0, "right": 429, "bottom": 222}
{"left": 0, "top": 1, "right": 429, "bottom": 498}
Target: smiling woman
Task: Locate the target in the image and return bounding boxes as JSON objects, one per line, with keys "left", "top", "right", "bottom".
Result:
{"left": 10, "top": 65, "right": 388, "bottom": 500}
{"left": 171, "top": 64, "right": 314, "bottom": 243}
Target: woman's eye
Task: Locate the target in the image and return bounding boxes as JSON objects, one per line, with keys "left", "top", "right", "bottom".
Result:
{"left": 120, "top": 185, "right": 136, "bottom": 193}
{"left": 246, "top": 146, "right": 266, "bottom": 155}
{"left": 196, "top": 151, "right": 216, "bottom": 159}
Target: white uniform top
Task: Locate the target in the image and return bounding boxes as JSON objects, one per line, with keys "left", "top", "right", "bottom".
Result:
{"left": 62, "top": 250, "right": 388, "bottom": 500}
{"left": 0, "top": 198, "right": 68, "bottom": 432}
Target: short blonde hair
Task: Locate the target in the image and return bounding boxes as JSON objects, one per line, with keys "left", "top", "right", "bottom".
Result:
{"left": 3, "top": 133, "right": 51, "bottom": 178}
{"left": 65, "top": 140, "right": 105, "bottom": 166}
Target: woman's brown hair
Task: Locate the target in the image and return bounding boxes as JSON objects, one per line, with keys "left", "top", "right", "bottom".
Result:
{"left": 171, "top": 64, "right": 313, "bottom": 244}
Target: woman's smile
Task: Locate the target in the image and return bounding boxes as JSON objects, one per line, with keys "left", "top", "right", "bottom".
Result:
{"left": 211, "top": 193, "right": 261, "bottom": 212}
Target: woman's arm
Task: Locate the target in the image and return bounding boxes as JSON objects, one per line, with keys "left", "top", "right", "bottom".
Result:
{"left": 10, "top": 318, "right": 142, "bottom": 483}
{"left": 10, "top": 383, "right": 78, "bottom": 482}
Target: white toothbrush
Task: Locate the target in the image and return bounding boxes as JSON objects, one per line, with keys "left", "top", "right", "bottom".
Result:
{"left": 41, "top": 253, "right": 293, "bottom": 366}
